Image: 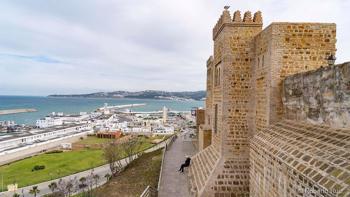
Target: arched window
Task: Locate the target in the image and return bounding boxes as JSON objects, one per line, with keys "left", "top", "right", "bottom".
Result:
{"left": 262, "top": 55, "right": 265, "bottom": 67}
{"left": 215, "top": 63, "right": 221, "bottom": 86}
{"left": 214, "top": 104, "right": 218, "bottom": 133}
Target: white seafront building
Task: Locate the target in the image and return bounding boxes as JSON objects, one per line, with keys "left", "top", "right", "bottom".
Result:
{"left": 35, "top": 112, "right": 97, "bottom": 128}
{"left": 0, "top": 124, "right": 92, "bottom": 153}
{"left": 0, "top": 121, "right": 16, "bottom": 127}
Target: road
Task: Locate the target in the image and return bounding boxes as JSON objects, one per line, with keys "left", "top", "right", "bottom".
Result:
{"left": 0, "top": 138, "right": 171, "bottom": 197}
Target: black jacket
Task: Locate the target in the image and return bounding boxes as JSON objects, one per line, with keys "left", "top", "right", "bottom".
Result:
{"left": 184, "top": 157, "right": 191, "bottom": 166}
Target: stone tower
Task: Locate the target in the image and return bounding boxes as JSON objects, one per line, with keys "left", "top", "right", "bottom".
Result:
{"left": 189, "top": 6, "right": 341, "bottom": 197}
{"left": 209, "top": 8, "right": 263, "bottom": 196}
{"left": 189, "top": 8, "right": 263, "bottom": 196}
{"left": 212, "top": 8, "right": 262, "bottom": 156}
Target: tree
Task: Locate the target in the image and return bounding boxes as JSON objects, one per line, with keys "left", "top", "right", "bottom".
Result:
{"left": 29, "top": 186, "right": 40, "bottom": 197}
{"left": 103, "top": 136, "right": 143, "bottom": 177}
{"left": 57, "top": 178, "right": 77, "bottom": 197}
{"left": 122, "top": 136, "right": 142, "bottom": 164}
{"left": 57, "top": 179, "right": 66, "bottom": 196}
{"left": 48, "top": 182, "right": 58, "bottom": 194}
{"left": 103, "top": 141, "right": 124, "bottom": 176}
{"left": 86, "top": 172, "right": 94, "bottom": 194}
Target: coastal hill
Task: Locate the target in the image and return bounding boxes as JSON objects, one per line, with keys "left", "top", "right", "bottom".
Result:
{"left": 48, "top": 90, "right": 206, "bottom": 101}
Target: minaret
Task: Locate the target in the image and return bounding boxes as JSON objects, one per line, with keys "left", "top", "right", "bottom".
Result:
{"left": 162, "top": 106, "right": 168, "bottom": 124}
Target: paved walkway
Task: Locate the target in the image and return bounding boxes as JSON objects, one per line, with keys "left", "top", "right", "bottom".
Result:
{"left": 158, "top": 133, "right": 196, "bottom": 197}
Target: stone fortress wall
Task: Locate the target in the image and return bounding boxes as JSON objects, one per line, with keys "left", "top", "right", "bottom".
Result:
{"left": 283, "top": 62, "right": 350, "bottom": 128}
{"left": 189, "top": 6, "right": 350, "bottom": 197}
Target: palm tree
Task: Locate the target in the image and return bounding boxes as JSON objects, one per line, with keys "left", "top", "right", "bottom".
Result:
{"left": 48, "top": 182, "right": 58, "bottom": 193}
{"left": 92, "top": 174, "right": 100, "bottom": 188}
{"left": 79, "top": 177, "right": 87, "bottom": 192}
{"left": 104, "top": 173, "right": 111, "bottom": 181}
{"left": 66, "top": 182, "right": 74, "bottom": 197}
{"left": 29, "top": 186, "right": 40, "bottom": 197}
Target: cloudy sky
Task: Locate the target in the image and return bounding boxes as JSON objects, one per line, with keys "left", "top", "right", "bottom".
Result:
{"left": 0, "top": 0, "right": 349, "bottom": 96}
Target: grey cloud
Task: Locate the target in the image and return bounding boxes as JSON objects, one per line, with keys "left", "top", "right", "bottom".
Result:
{"left": 0, "top": 0, "right": 349, "bottom": 95}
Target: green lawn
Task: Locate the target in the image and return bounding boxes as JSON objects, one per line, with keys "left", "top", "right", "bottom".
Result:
{"left": 0, "top": 136, "right": 158, "bottom": 191}
{"left": 0, "top": 149, "right": 105, "bottom": 190}
{"left": 75, "top": 136, "right": 112, "bottom": 145}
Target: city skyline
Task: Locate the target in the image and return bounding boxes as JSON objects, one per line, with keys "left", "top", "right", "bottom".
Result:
{"left": 0, "top": 0, "right": 349, "bottom": 96}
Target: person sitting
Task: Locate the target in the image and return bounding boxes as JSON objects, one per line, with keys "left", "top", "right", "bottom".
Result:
{"left": 178, "top": 156, "right": 191, "bottom": 173}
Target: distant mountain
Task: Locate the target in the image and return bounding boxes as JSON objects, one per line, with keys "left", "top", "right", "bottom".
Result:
{"left": 48, "top": 90, "right": 206, "bottom": 101}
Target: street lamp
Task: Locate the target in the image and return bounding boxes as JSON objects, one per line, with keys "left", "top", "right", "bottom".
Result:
{"left": 327, "top": 54, "right": 336, "bottom": 66}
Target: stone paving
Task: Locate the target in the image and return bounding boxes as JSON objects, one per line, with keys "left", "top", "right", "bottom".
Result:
{"left": 158, "top": 133, "right": 196, "bottom": 197}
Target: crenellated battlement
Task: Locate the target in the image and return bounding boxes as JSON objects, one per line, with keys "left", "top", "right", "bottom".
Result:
{"left": 206, "top": 56, "right": 213, "bottom": 67}
{"left": 213, "top": 7, "right": 263, "bottom": 40}
{"left": 212, "top": 6, "right": 231, "bottom": 40}
{"left": 253, "top": 11, "right": 262, "bottom": 23}
{"left": 232, "top": 10, "right": 242, "bottom": 22}
{"left": 243, "top": 11, "right": 252, "bottom": 22}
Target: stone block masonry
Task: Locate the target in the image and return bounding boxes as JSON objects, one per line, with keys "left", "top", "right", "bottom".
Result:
{"left": 189, "top": 6, "right": 348, "bottom": 197}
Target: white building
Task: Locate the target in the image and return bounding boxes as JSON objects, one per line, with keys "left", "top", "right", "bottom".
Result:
{"left": 36, "top": 117, "right": 63, "bottom": 128}
{"left": 111, "top": 121, "right": 128, "bottom": 131}
{"left": 36, "top": 113, "right": 93, "bottom": 128}
{"left": 0, "top": 121, "right": 16, "bottom": 127}
{"left": 123, "top": 127, "right": 151, "bottom": 133}
{"left": 61, "top": 114, "right": 90, "bottom": 123}
{"left": 0, "top": 124, "right": 91, "bottom": 152}
{"left": 153, "top": 126, "right": 174, "bottom": 134}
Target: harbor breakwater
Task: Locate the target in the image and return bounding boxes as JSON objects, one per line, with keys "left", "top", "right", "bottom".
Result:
{"left": 0, "top": 108, "right": 37, "bottom": 115}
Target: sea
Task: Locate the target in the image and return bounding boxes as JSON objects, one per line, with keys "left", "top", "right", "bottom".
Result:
{"left": 0, "top": 96, "right": 204, "bottom": 125}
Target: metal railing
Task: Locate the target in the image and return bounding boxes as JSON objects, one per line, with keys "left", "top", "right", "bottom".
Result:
{"left": 140, "top": 185, "right": 158, "bottom": 197}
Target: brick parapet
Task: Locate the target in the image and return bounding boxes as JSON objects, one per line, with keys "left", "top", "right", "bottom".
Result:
{"left": 250, "top": 119, "right": 350, "bottom": 196}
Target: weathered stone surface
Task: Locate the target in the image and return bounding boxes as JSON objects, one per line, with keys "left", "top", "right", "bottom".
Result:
{"left": 283, "top": 62, "right": 350, "bottom": 128}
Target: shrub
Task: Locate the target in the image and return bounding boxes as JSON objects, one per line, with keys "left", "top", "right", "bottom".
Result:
{"left": 45, "top": 150, "right": 63, "bottom": 154}
{"left": 32, "top": 165, "right": 45, "bottom": 171}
